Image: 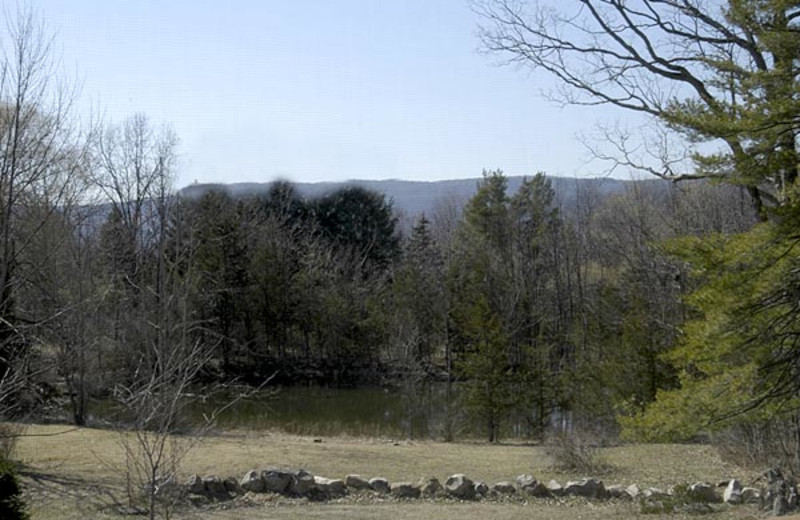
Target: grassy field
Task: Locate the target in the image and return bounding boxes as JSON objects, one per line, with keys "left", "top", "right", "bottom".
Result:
{"left": 12, "top": 423, "right": 766, "bottom": 519}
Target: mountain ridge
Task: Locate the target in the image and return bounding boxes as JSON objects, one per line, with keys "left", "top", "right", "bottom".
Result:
{"left": 180, "top": 176, "right": 662, "bottom": 219}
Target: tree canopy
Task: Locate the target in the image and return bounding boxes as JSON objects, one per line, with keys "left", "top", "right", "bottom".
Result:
{"left": 475, "top": 0, "right": 800, "bottom": 216}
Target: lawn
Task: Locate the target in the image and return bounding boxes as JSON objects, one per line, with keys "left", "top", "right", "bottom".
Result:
{"left": 12, "top": 423, "right": 764, "bottom": 519}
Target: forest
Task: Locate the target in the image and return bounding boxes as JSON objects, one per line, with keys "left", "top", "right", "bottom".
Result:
{"left": 2, "top": 0, "right": 800, "bottom": 480}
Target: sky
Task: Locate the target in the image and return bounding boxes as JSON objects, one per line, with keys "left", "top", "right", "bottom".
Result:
{"left": 20, "top": 0, "right": 628, "bottom": 189}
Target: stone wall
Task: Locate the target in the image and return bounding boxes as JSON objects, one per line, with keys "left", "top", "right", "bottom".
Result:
{"left": 174, "top": 466, "right": 799, "bottom": 515}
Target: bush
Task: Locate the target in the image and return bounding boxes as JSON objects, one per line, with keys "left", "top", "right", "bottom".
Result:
{"left": 544, "top": 431, "right": 613, "bottom": 475}
{"left": 713, "top": 415, "right": 800, "bottom": 476}
{"left": 0, "top": 459, "right": 28, "bottom": 520}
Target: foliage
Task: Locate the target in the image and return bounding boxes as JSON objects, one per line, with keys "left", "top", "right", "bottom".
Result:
{"left": 622, "top": 223, "right": 800, "bottom": 442}
{"left": 0, "top": 459, "right": 28, "bottom": 520}
{"left": 476, "top": 0, "right": 800, "bottom": 215}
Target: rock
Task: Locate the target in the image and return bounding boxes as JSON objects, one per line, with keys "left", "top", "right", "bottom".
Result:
{"left": 445, "top": 474, "right": 475, "bottom": 499}
{"left": 547, "top": 479, "right": 564, "bottom": 496}
{"left": 290, "top": 470, "right": 315, "bottom": 496}
{"left": 564, "top": 478, "right": 606, "bottom": 499}
{"left": 345, "top": 474, "right": 371, "bottom": 490}
{"left": 418, "top": 477, "right": 443, "bottom": 497}
{"left": 474, "top": 481, "right": 489, "bottom": 497}
{"left": 223, "top": 476, "right": 241, "bottom": 495}
{"left": 186, "top": 474, "right": 205, "bottom": 495}
{"left": 391, "top": 481, "right": 421, "bottom": 499}
{"left": 774, "top": 495, "right": 790, "bottom": 516}
{"left": 741, "top": 487, "right": 760, "bottom": 504}
{"left": 240, "top": 470, "right": 264, "bottom": 493}
{"left": 369, "top": 477, "right": 391, "bottom": 494}
{"left": 314, "top": 476, "right": 346, "bottom": 497}
{"left": 606, "top": 484, "right": 628, "bottom": 499}
{"left": 263, "top": 468, "right": 293, "bottom": 494}
{"left": 493, "top": 481, "right": 516, "bottom": 495}
{"left": 723, "top": 479, "right": 742, "bottom": 504}
{"left": 202, "top": 475, "right": 228, "bottom": 498}
{"left": 625, "top": 483, "right": 641, "bottom": 499}
{"left": 516, "top": 474, "right": 537, "bottom": 491}
{"left": 688, "top": 482, "right": 722, "bottom": 503}
{"left": 643, "top": 487, "right": 669, "bottom": 499}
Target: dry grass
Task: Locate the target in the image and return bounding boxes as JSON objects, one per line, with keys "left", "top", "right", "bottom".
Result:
{"left": 13, "top": 423, "right": 762, "bottom": 520}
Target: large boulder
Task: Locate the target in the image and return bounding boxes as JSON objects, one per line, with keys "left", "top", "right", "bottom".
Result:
{"left": 240, "top": 470, "right": 264, "bottom": 493}
{"left": 516, "top": 474, "right": 537, "bottom": 492}
{"left": 688, "top": 482, "right": 722, "bottom": 503}
{"left": 606, "top": 484, "right": 628, "bottom": 499}
{"left": 473, "top": 481, "right": 489, "bottom": 497}
{"left": 290, "top": 470, "right": 315, "bottom": 496}
{"left": 262, "top": 468, "right": 293, "bottom": 494}
{"left": 391, "top": 482, "right": 421, "bottom": 499}
{"left": 564, "top": 478, "right": 606, "bottom": 499}
{"left": 202, "top": 475, "right": 228, "bottom": 498}
{"left": 314, "top": 476, "right": 346, "bottom": 497}
{"left": 547, "top": 479, "right": 564, "bottom": 497}
{"left": 493, "top": 481, "right": 516, "bottom": 495}
{"left": 723, "top": 479, "right": 742, "bottom": 504}
{"left": 345, "top": 474, "right": 371, "bottom": 490}
{"left": 445, "top": 474, "right": 475, "bottom": 499}
{"left": 186, "top": 474, "right": 205, "bottom": 495}
{"left": 418, "top": 477, "right": 443, "bottom": 497}
{"left": 741, "top": 487, "right": 760, "bottom": 504}
{"left": 369, "top": 477, "right": 391, "bottom": 494}
{"left": 223, "top": 476, "right": 241, "bottom": 496}
{"left": 625, "top": 484, "right": 641, "bottom": 499}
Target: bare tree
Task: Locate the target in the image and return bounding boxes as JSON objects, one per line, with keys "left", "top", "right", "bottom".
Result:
{"left": 473, "top": 0, "right": 800, "bottom": 215}
{"left": 0, "top": 4, "right": 88, "bottom": 423}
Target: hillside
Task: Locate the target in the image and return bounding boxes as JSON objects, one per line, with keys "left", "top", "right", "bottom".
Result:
{"left": 180, "top": 176, "right": 664, "bottom": 220}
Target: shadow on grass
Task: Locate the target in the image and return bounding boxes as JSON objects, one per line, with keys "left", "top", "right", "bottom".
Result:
{"left": 18, "top": 465, "right": 126, "bottom": 514}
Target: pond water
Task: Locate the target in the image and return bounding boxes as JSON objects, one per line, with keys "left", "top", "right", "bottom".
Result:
{"left": 194, "top": 384, "right": 466, "bottom": 440}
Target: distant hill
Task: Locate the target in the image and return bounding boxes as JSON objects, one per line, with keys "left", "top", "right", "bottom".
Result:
{"left": 180, "top": 176, "right": 662, "bottom": 223}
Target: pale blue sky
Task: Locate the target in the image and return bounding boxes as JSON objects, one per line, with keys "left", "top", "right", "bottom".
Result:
{"left": 26, "top": 0, "right": 620, "bottom": 189}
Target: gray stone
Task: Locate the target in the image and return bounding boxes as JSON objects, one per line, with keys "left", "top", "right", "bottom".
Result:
{"left": 547, "top": 479, "right": 564, "bottom": 497}
{"left": 186, "top": 474, "right": 205, "bottom": 495}
{"left": 202, "top": 475, "right": 228, "bottom": 497}
{"left": 263, "top": 468, "right": 293, "bottom": 494}
{"left": 643, "top": 487, "right": 669, "bottom": 499}
{"left": 445, "top": 474, "right": 475, "bottom": 499}
{"left": 391, "top": 481, "right": 421, "bottom": 499}
{"left": 688, "top": 482, "right": 721, "bottom": 503}
{"left": 625, "top": 483, "right": 641, "bottom": 499}
{"left": 314, "top": 476, "right": 346, "bottom": 497}
{"left": 240, "top": 470, "right": 264, "bottom": 493}
{"left": 223, "top": 476, "right": 241, "bottom": 495}
{"left": 606, "top": 484, "right": 628, "bottom": 499}
{"left": 723, "top": 479, "right": 742, "bottom": 504}
{"left": 493, "top": 481, "right": 516, "bottom": 495}
{"left": 369, "top": 477, "right": 391, "bottom": 494}
{"left": 564, "top": 478, "right": 606, "bottom": 499}
{"left": 741, "top": 487, "right": 760, "bottom": 504}
{"left": 528, "top": 481, "right": 551, "bottom": 497}
{"left": 345, "top": 474, "right": 371, "bottom": 490}
{"left": 418, "top": 477, "right": 443, "bottom": 497}
{"left": 474, "top": 481, "right": 489, "bottom": 497}
{"left": 516, "top": 474, "right": 537, "bottom": 491}
{"left": 290, "top": 470, "right": 315, "bottom": 496}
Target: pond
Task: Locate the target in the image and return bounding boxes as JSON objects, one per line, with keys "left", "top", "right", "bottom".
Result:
{"left": 193, "top": 384, "right": 465, "bottom": 440}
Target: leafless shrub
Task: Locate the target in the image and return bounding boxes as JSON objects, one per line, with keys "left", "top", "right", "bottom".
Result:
{"left": 713, "top": 414, "right": 800, "bottom": 477}
{"left": 545, "top": 431, "right": 614, "bottom": 475}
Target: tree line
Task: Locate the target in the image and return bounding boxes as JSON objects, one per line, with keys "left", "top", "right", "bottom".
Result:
{"left": 4, "top": 1, "right": 800, "bottom": 466}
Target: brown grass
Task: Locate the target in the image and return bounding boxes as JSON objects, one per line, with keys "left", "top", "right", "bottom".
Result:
{"left": 13, "top": 423, "right": 762, "bottom": 520}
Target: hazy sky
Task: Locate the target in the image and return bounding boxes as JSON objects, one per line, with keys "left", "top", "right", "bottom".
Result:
{"left": 24, "top": 0, "right": 629, "bottom": 189}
